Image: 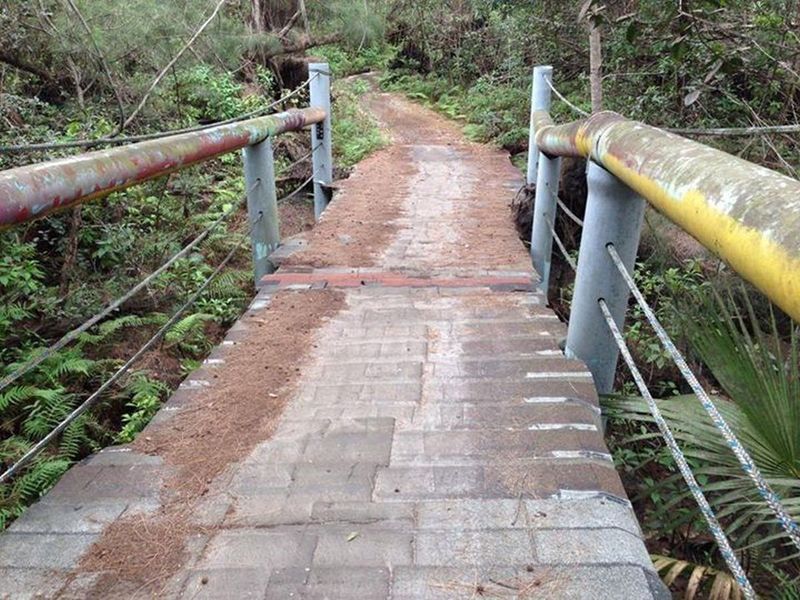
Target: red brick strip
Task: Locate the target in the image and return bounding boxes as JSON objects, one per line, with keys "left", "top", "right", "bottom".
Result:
{"left": 261, "top": 270, "right": 533, "bottom": 290}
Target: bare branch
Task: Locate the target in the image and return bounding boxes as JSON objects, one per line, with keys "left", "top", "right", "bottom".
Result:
{"left": 0, "top": 50, "right": 55, "bottom": 83}
{"left": 277, "top": 10, "right": 301, "bottom": 39}
{"left": 63, "top": 0, "right": 126, "bottom": 134}
{"left": 123, "top": 0, "right": 228, "bottom": 129}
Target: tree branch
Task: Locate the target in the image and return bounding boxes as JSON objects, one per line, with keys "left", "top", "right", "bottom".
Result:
{"left": 263, "top": 32, "right": 343, "bottom": 60}
{"left": 0, "top": 50, "right": 55, "bottom": 83}
{"left": 63, "top": 0, "right": 126, "bottom": 134}
{"left": 123, "top": 0, "right": 228, "bottom": 129}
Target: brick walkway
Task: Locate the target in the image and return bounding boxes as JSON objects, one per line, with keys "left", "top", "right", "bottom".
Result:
{"left": 0, "top": 91, "right": 667, "bottom": 599}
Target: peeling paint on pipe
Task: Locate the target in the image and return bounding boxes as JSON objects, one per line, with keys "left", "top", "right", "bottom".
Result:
{"left": 533, "top": 110, "right": 800, "bottom": 323}
{"left": 0, "top": 108, "right": 325, "bottom": 228}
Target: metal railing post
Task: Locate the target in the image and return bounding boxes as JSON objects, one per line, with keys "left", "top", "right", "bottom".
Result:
{"left": 565, "top": 161, "right": 645, "bottom": 394}
{"left": 309, "top": 62, "right": 333, "bottom": 220}
{"left": 526, "top": 65, "right": 553, "bottom": 185}
{"left": 242, "top": 138, "right": 280, "bottom": 286}
{"left": 530, "top": 154, "right": 561, "bottom": 291}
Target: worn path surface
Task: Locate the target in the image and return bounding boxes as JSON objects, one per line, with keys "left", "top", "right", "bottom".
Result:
{"left": 0, "top": 90, "right": 667, "bottom": 599}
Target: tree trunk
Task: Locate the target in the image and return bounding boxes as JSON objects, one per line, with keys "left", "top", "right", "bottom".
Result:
{"left": 59, "top": 207, "right": 83, "bottom": 298}
{"left": 588, "top": 20, "right": 603, "bottom": 113}
{"left": 0, "top": 50, "right": 56, "bottom": 84}
{"left": 251, "top": 0, "right": 265, "bottom": 34}
{"left": 263, "top": 32, "right": 343, "bottom": 61}
{"left": 297, "top": 0, "right": 310, "bottom": 37}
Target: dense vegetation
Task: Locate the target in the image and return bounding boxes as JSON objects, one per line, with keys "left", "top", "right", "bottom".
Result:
{"left": 1, "top": 0, "right": 799, "bottom": 596}
{"left": 0, "top": 0, "right": 386, "bottom": 529}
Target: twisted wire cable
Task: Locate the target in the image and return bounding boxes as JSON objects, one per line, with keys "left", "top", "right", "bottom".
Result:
{"left": 607, "top": 242, "right": 800, "bottom": 553}
{"left": 598, "top": 298, "right": 756, "bottom": 599}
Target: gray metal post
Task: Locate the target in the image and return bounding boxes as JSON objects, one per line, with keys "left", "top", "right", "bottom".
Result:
{"left": 309, "top": 62, "right": 333, "bottom": 220}
{"left": 530, "top": 154, "right": 561, "bottom": 291}
{"left": 526, "top": 65, "right": 553, "bottom": 185}
{"left": 242, "top": 138, "right": 280, "bottom": 287}
{"left": 565, "top": 161, "right": 645, "bottom": 394}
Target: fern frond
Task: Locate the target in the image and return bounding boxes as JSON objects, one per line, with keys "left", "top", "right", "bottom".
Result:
{"left": 5, "top": 348, "right": 95, "bottom": 385}
{"left": 49, "top": 357, "right": 94, "bottom": 379}
{"left": 164, "top": 313, "right": 213, "bottom": 346}
{"left": 0, "top": 385, "right": 38, "bottom": 413}
{"left": 0, "top": 436, "right": 32, "bottom": 463}
{"left": 204, "top": 269, "right": 249, "bottom": 299}
{"left": 21, "top": 389, "right": 76, "bottom": 440}
{"left": 58, "top": 417, "right": 90, "bottom": 460}
{"left": 77, "top": 313, "right": 168, "bottom": 345}
{"left": 127, "top": 375, "right": 169, "bottom": 401}
{"left": 11, "top": 458, "right": 71, "bottom": 503}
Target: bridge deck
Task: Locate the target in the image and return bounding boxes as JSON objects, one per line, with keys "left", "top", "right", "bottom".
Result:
{"left": 0, "top": 92, "right": 665, "bottom": 598}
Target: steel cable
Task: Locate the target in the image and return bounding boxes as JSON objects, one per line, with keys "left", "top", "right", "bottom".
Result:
{"left": 667, "top": 123, "right": 800, "bottom": 136}
{"left": 277, "top": 168, "right": 318, "bottom": 204}
{"left": 0, "top": 222, "right": 254, "bottom": 484}
{"left": 549, "top": 221, "right": 577, "bottom": 271}
{"left": 0, "top": 181, "right": 258, "bottom": 396}
{"left": 556, "top": 196, "right": 584, "bottom": 227}
{"left": 544, "top": 79, "right": 590, "bottom": 118}
{"left": 606, "top": 242, "right": 800, "bottom": 553}
{"left": 598, "top": 298, "right": 756, "bottom": 599}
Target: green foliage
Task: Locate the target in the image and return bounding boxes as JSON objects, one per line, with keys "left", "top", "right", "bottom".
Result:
{"left": 165, "top": 312, "right": 214, "bottom": 355}
{"left": 315, "top": 44, "right": 396, "bottom": 77}
{"left": 117, "top": 374, "right": 169, "bottom": 443}
{"left": 385, "top": 0, "right": 800, "bottom": 172}
{"left": 332, "top": 79, "right": 387, "bottom": 168}
{"left": 624, "top": 258, "right": 707, "bottom": 383}
{"left": 0, "top": 237, "right": 46, "bottom": 345}
{"left": 77, "top": 314, "right": 168, "bottom": 345}
{"left": 312, "top": 1, "right": 389, "bottom": 51}
{"left": 604, "top": 290, "right": 800, "bottom": 590}
{"left": 175, "top": 65, "right": 274, "bottom": 123}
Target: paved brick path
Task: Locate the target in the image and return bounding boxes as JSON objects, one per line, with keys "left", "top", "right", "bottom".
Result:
{"left": 0, "top": 91, "right": 667, "bottom": 599}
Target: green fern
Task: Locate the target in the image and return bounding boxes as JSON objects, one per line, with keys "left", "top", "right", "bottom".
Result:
{"left": 59, "top": 416, "right": 93, "bottom": 460}
{"left": 10, "top": 458, "right": 71, "bottom": 503}
{"left": 164, "top": 312, "right": 213, "bottom": 355}
{"left": 77, "top": 313, "right": 167, "bottom": 345}
{"left": 4, "top": 348, "right": 94, "bottom": 386}
{"left": 117, "top": 374, "right": 169, "bottom": 443}
{"left": 0, "top": 435, "right": 32, "bottom": 462}
{"left": 204, "top": 269, "right": 249, "bottom": 299}
{"left": 0, "top": 385, "right": 39, "bottom": 414}
{"left": 21, "top": 388, "right": 76, "bottom": 440}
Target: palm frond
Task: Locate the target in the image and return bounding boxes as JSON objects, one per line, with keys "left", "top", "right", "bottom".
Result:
{"left": 652, "top": 553, "right": 742, "bottom": 600}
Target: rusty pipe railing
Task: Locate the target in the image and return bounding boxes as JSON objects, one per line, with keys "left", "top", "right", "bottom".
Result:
{"left": 531, "top": 108, "right": 800, "bottom": 324}
{"left": 526, "top": 67, "right": 800, "bottom": 597}
{"left": 0, "top": 107, "right": 325, "bottom": 228}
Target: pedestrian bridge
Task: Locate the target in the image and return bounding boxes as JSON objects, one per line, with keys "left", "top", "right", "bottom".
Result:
{"left": 0, "top": 64, "right": 798, "bottom": 599}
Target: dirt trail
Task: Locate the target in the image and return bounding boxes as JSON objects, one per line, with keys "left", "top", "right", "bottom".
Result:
{"left": 286, "top": 90, "right": 529, "bottom": 273}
